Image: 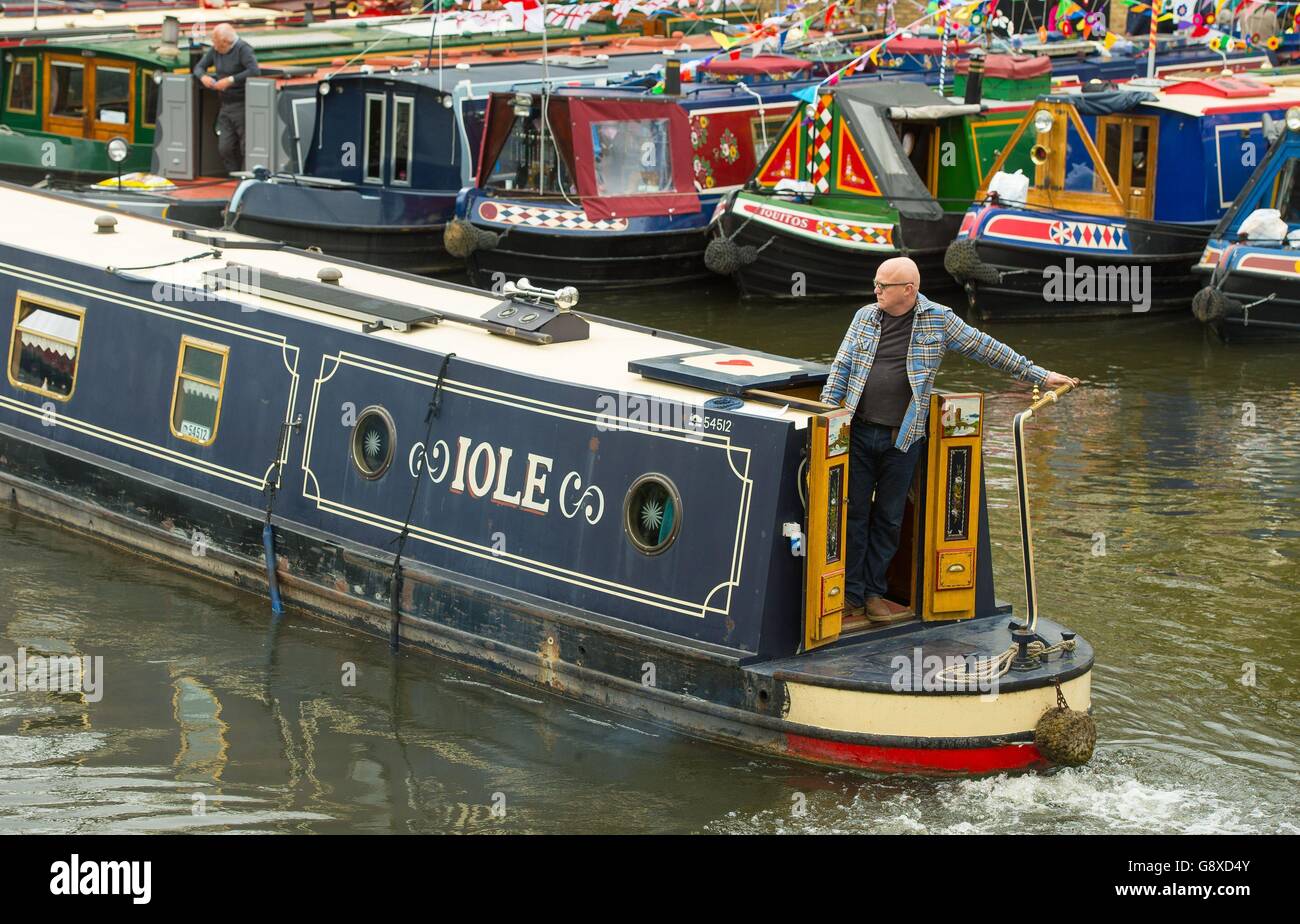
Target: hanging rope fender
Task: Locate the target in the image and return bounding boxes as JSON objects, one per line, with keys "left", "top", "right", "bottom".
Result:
{"left": 388, "top": 352, "right": 455, "bottom": 651}
{"left": 443, "top": 218, "right": 500, "bottom": 259}
{"left": 1034, "top": 675, "right": 1098, "bottom": 768}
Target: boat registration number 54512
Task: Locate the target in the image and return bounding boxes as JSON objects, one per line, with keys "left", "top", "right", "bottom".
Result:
{"left": 180, "top": 421, "right": 211, "bottom": 442}
{"left": 691, "top": 415, "right": 732, "bottom": 433}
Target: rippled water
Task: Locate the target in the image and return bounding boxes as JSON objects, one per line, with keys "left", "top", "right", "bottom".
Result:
{"left": 1, "top": 282, "right": 1296, "bottom": 833}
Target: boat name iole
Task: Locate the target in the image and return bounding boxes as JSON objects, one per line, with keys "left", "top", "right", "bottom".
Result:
{"left": 409, "top": 437, "right": 605, "bottom": 524}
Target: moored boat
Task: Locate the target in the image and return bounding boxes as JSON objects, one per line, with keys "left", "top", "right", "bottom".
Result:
{"left": 1192, "top": 106, "right": 1300, "bottom": 341}
{"left": 705, "top": 67, "right": 1039, "bottom": 298}
{"left": 226, "top": 51, "right": 695, "bottom": 274}
{"left": 0, "top": 181, "right": 1095, "bottom": 774}
{"left": 946, "top": 78, "right": 1300, "bottom": 320}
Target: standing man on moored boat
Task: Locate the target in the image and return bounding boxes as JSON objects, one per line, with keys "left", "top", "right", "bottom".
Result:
{"left": 821, "top": 257, "right": 1078, "bottom": 626}
{"left": 193, "top": 24, "right": 261, "bottom": 175}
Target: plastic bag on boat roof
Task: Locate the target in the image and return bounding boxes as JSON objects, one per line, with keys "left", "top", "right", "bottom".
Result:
{"left": 1286, "top": 227, "right": 1300, "bottom": 248}
{"left": 1240, "top": 208, "right": 1288, "bottom": 242}
{"left": 987, "top": 169, "right": 1029, "bottom": 206}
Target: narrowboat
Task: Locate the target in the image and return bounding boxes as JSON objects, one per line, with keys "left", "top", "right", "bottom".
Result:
{"left": 225, "top": 51, "right": 697, "bottom": 274}
{"left": 0, "top": 8, "right": 726, "bottom": 184}
{"left": 1192, "top": 105, "right": 1300, "bottom": 342}
{"left": 705, "top": 62, "right": 1040, "bottom": 298}
{"left": 946, "top": 78, "right": 1300, "bottom": 319}
{"left": 0, "top": 181, "right": 1095, "bottom": 775}
{"left": 451, "top": 74, "right": 795, "bottom": 290}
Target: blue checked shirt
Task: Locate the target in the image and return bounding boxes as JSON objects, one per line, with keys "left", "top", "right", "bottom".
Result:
{"left": 820, "top": 293, "right": 1049, "bottom": 451}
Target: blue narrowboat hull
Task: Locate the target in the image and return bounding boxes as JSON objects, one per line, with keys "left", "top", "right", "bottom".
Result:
{"left": 0, "top": 187, "right": 1096, "bottom": 774}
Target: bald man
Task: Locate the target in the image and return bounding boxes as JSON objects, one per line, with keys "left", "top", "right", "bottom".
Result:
{"left": 193, "top": 24, "right": 260, "bottom": 174}
{"left": 821, "top": 257, "right": 1077, "bottom": 625}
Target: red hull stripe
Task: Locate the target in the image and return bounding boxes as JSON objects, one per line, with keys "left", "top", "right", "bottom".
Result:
{"left": 786, "top": 733, "right": 1048, "bottom": 774}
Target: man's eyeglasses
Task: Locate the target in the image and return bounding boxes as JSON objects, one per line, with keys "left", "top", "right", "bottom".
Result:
{"left": 872, "top": 281, "right": 912, "bottom": 292}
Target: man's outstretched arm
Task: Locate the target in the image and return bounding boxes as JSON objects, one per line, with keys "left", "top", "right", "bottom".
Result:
{"left": 942, "top": 312, "right": 1076, "bottom": 389}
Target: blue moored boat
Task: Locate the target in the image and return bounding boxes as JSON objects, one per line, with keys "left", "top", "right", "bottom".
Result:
{"left": 1192, "top": 105, "right": 1300, "bottom": 341}
{"left": 946, "top": 77, "right": 1300, "bottom": 319}
{"left": 0, "top": 181, "right": 1095, "bottom": 774}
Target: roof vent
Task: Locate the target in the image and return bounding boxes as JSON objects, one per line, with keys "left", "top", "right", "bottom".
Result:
{"left": 317, "top": 266, "right": 342, "bottom": 285}
{"left": 94, "top": 214, "right": 118, "bottom": 234}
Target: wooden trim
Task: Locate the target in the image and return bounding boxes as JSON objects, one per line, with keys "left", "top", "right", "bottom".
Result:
{"left": 168, "top": 335, "right": 229, "bottom": 447}
{"left": 4, "top": 56, "right": 37, "bottom": 116}
{"left": 7, "top": 290, "right": 86, "bottom": 404}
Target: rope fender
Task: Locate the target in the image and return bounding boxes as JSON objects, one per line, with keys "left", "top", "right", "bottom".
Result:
{"left": 943, "top": 237, "right": 1001, "bottom": 285}
{"left": 444, "top": 218, "right": 500, "bottom": 260}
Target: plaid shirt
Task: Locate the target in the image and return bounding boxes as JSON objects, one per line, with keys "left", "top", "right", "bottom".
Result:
{"left": 820, "top": 293, "right": 1049, "bottom": 451}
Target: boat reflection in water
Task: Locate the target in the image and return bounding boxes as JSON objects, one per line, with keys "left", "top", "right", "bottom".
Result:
{"left": 0, "top": 183, "right": 1093, "bottom": 775}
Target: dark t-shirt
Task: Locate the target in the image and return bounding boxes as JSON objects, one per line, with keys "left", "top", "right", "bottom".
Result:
{"left": 855, "top": 306, "right": 915, "bottom": 428}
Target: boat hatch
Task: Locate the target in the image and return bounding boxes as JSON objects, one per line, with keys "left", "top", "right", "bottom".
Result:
{"left": 204, "top": 264, "right": 440, "bottom": 332}
{"left": 628, "top": 348, "right": 828, "bottom": 399}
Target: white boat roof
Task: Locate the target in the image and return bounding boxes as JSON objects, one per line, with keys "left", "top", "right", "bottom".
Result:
{"left": 0, "top": 5, "right": 283, "bottom": 36}
{"left": 0, "top": 184, "right": 817, "bottom": 427}
{"left": 1124, "top": 78, "right": 1300, "bottom": 117}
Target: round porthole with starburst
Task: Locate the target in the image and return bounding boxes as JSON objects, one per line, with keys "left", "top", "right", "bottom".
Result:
{"left": 351, "top": 406, "right": 396, "bottom": 480}
{"left": 623, "top": 474, "right": 681, "bottom": 556}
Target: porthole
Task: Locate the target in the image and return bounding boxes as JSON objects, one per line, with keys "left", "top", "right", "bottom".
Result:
{"left": 351, "top": 406, "right": 396, "bottom": 479}
{"left": 623, "top": 473, "right": 681, "bottom": 555}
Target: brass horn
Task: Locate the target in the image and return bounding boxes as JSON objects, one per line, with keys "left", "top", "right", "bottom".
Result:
{"left": 346, "top": 1, "right": 361, "bottom": 16}
{"left": 1030, "top": 143, "right": 1051, "bottom": 166}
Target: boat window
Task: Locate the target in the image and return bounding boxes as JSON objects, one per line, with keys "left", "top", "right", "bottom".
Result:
{"left": 170, "top": 337, "right": 228, "bottom": 446}
{"left": 8, "top": 294, "right": 84, "bottom": 401}
{"left": 488, "top": 110, "right": 575, "bottom": 194}
{"left": 351, "top": 406, "right": 396, "bottom": 479}
{"left": 1273, "top": 157, "right": 1300, "bottom": 223}
{"left": 364, "top": 93, "right": 386, "bottom": 184}
{"left": 1060, "top": 120, "right": 1098, "bottom": 193}
{"left": 843, "top": 99, "right": 909, "bottom": 181}
{"left": 391, "top": 96, "right": 414, "bottom": 186}
{"left": 623, "top": 474, "right": 681, "bottom": 555}
{"left": 95, "top": 65, "right": 131, "bottom": 126}
{"left": 49, "top": 62, "right": 86, "bottom": 119}
{"left": 5, "top": 57, "right": 36, "bottom": 114}
{"left": 749, "top": 113, "right": 788, "bottom": 160}
{"left": 1100, "top": 121, "right": 1123, "bottom": 192}
{"left": 591, "top": 118, "right": 672, "bottom": 196}
{"left": 142, "top": 70, "right": 160, "bottom": 128}
{"left": 1130, "top": 123, "right": 1152, "bottom": 189}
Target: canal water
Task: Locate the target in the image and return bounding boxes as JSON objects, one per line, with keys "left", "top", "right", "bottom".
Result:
{"left": 1, "top": 282, "right": 1296, "bottom": 834}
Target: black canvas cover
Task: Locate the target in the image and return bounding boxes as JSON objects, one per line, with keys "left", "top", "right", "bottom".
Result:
{"left": 1044, "top": 90, "right": 1154, "bottom": 115}
{"left": 834, "top": 83, "right": 946, "bottom": 220}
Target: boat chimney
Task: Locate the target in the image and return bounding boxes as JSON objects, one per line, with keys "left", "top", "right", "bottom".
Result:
{"left": 963, "top": 48, "right": 985, "bottom": 106}
{"left": 317, "top": 266, "right": 342, "bottom": 285}
{"left": 663, "top": 57, "right": 681, "bottom": 96}
{"left": 304, "top": 3, "right": 316, "bottom": 25}
{"left": 94, "top": 214, "right": 118, "bottom": 235}
{"left": 160, "top": 16, "right": 180, "bottom": 57}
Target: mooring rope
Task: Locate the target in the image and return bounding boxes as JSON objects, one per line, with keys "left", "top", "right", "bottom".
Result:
{"left": 932, "top": 637, "right": 1077, "bottom": 685}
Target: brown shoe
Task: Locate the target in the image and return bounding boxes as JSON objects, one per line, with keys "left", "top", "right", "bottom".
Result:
{"left": 866, "top": 596, "right": 910, "bottom": 624}
{"left": 845, "top": 601, "right": 866, "bottom": 619}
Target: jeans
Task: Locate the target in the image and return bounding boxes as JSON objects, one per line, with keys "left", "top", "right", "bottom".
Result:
{"left": 216, "top": 104, "right": 246, "bottom": 174}
{"left": 845, "top": 421, "right": 924, "bottom": 606}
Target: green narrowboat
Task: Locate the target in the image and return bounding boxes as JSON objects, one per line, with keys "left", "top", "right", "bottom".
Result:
{"left": 704, "top": 54, "right": 1050, "bottom": 298}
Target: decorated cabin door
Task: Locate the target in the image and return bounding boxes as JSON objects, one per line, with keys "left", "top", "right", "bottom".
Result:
{"left": 1096, "top": 116, "right": 1159, "bottom": 220}
{"left": 803, "top": 410, "right": 851, "bottom": 650}
{"left": 920, "top": 393, "right": 984, "bottom": 621}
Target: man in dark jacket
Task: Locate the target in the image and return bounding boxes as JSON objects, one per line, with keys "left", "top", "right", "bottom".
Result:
{"left": 192, "top": 24, "right": 260, "bottom": 174}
